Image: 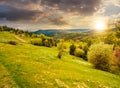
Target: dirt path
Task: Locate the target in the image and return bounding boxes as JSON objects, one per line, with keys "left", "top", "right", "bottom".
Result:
{"left": 14, "top": 35, "right": 27, "bottom": 43}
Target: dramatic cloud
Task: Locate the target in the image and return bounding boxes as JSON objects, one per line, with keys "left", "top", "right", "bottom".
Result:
{"left": 0, "top": 5, "right": 43, "bottom": 21}
{"left": 41, "top": 0, "right": 102, "bottom": 15}
{"left": 0, "top": 0, "right": 119, "bottom": 30}
{"left": 0, "top": 0, "right": 40, "bottom": 5}
{"left": 48, "top": 16, "right": 69, "bottom": 25}
{"left": 0, "top": 0, "right": 69, "bottom": 26}
{"left": 0, "top": 0, "right": 42, "bottom": 10}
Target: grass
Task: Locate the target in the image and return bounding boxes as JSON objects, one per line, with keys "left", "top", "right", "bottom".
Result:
{"left": 0, "top": 32, "right": 120, "bottom": 88}
{"left": 0, "top": 32, "right": 22, "bottom": 43}
{"left": 0, "top": 63, "right": 19, "bottom": 88}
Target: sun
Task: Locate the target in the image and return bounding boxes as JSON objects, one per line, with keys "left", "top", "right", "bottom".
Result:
{"left": 94, "top": 20, "right": 107, "bottom": 31}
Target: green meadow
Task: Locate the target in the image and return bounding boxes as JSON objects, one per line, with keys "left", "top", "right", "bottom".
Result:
{"left": 0, "top": 32, "right": 120, "bottom": 88}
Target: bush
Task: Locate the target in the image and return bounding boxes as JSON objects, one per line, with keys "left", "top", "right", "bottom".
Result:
{"left": 78, "top": 42, "right": 89, "bottom": 59}
{"left": 69, "top": 44, "right": 76, "bottom": 55}
{"left": 87, "top": 43, "right": 113, "bottom": 71}
{"left": 57, "top": 43, "right": 67, "bottom": 51}
{"left": 110, "top": 47, "right": 120, "bottom": 75}
{"left": 104, "top": 32, "right": 117, "bottom": 44}
{"left": 30, "top": 38, "right": 42, "bottom": 46}
{"left": 74, "top": 48, "right": 85, "bottom": 58}
{"left": 42, "top": 37, "right": 56, "bottom": 47}
{"left": 8, "top": 40, "right": 17, "bottom": 45}
{"left": 79, "top": 42, "right": 88, "bottom": 49}
{"left": 57, "top": 50, "right": 64, "bottom": 59}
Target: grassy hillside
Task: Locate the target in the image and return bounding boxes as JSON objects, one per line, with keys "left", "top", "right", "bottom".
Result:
{"left": 0, "top": 32, "right": 120, "bottom": 88}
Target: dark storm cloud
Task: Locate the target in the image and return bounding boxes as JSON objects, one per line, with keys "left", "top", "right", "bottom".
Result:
{"left": 41, "top": 0, "right": 102, "bottom": 15}
{"left": 0, "top": 0, "right": 41, "bottom": 10}
{"left": 0, "top": 0, "right": 103, "bottom": 15}
{"left": 0, "top": 4, "right": 68, "bottom": 26}
{"left": 0, "top": 0, "right": 103, "bottom": 26}
{"left": 0, "top": 0, "right": 40, "bottom": 5}
{"left": 0, "top": 5, "right": 43, "bottom": 21}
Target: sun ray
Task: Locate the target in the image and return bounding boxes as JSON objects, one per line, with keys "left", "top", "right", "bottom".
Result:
{"left": 93, "top": 18, "right": 108, "bottom": 31}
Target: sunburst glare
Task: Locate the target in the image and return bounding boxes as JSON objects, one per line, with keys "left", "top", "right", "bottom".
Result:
{"left": 94, "top": 20, "right": 107, "bottom": 31}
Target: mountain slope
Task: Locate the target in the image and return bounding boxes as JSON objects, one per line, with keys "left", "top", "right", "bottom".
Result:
{"left": 0, "top": 32, "right": 120, "bottom": 88}
{"left": 33, "top": 29, "right": 91, "bottom": 36}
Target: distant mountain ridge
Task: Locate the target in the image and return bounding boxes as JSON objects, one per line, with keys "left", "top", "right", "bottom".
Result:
{"left": 33, "top": 29, "right": 91, "bottom": 36}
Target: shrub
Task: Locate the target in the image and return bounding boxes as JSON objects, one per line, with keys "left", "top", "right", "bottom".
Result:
{"left": 116, "top": 39, "right": 120, "bottom": 46}
{"left": 57, "top": 50, "right": 64, "bottom": 59}
{"left": 30, "top": 38, "right": 42, "bottom": 46}
{"left": 87, "top": 43, "right": 113, "bottom": 71}
{"left": 69, "top": 44, "right": 76, "bottom": 55}
{"left": 57, "top": 43, "right": 67, "bottom": 51}
{"left": 31, "top": 34, "right": 37, "bottom": 38}
{"left": 8, "top": 40, "right": 17, "bottom": 45}
{"left": 0, "top": 26, "right": 3, "bottom": 31}
{"left": 78, "top": 42, "right": 88, "bottom": 50}
{"left": 74, "top": 48, "right": 85, "bottom": 58}
{"left": 116, "top": 30, "right": 120, "bottom": 38}
{"left": 104, "top": 32, "right": 117, "bottom": 44}
{"left": 110, "top": 47, "right": 120, "bottom": 75}
{"left": 78, "top": 42, "right": 89, "bottom": 58}
{"left": 42, "top": 37, "right": 56, "bottom": 47}
{"left": 44, "top": 38, "right": 55, "bottom": 47}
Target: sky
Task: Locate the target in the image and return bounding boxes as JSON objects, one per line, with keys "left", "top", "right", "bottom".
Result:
{"left": 0, "top": 0, "right": 120, "bottom": 30}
